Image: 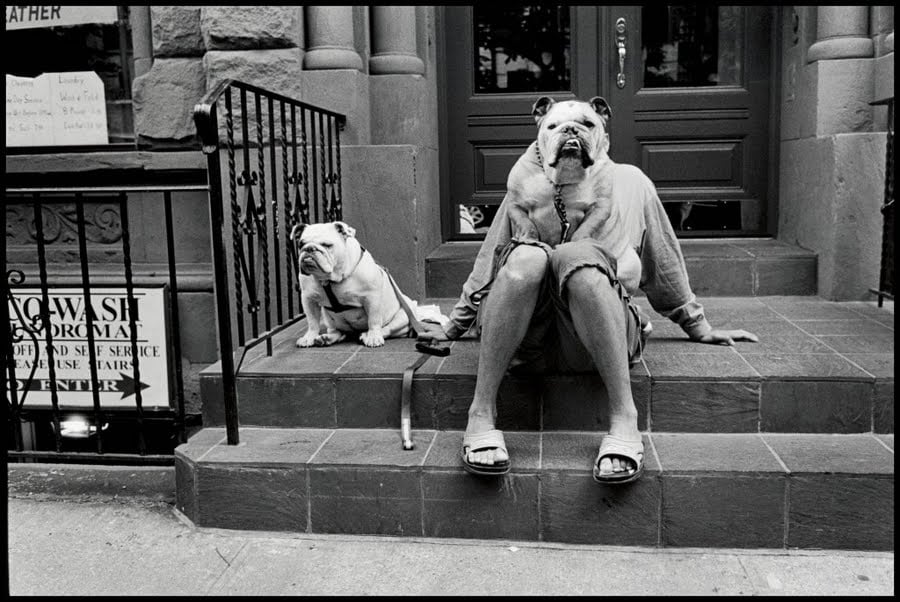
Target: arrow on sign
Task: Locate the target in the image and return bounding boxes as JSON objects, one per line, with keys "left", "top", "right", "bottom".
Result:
{"left": 17, "top": 373, "right": 150, "bottom": 399}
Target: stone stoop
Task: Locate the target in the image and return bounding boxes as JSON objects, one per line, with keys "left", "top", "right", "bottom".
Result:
{"left": 180, "top": 296, "right": 894, "bottom": 550}
{"left": 176, "top": 428, "right": 894, "bottom": 551}
{"left": 425, "top": 239, "right": 818, "bottom": 298}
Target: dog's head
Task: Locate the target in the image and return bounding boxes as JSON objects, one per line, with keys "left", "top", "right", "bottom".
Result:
{"left": 290, "top": 221, "right": 357, "bottom": 280}
{"left": 532, "top": 96, "right": 611, "bottom": 171}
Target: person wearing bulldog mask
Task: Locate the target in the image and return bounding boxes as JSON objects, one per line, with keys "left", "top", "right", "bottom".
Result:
{"left": 419, "top": 96, "right": 758, "bottom": 482}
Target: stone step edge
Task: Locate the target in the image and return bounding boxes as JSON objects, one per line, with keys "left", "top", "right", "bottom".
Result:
{"left": 175, "top": 427, "right": 894, "bottom": 551}
{"left": 176, "top": 427, "right": 895, "bottom": 477}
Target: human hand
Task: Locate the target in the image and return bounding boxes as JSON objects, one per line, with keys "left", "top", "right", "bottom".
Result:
{"left": 694, "top": 329, "right": 758, "bottom": 346}
{"left": 416, "top": 322, "right": 451, "bottom": 342}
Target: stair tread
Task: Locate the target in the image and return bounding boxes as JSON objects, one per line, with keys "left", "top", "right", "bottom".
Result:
{"left": 179, "top": 426, "right": 895, "bottom": 476}
{"left": 198, "top": 297, "right": 892, "bottom": 434}
{"left": 426, "top": 238, "right": 818, "bottom": 261}
{"left": 176, "top": 427, "right": 894, "bottom": 550}
{"left": 426, "top": 239, "right": 819, "bottom": 297}
{"left": 202, "top": 297, "right": 893, "bottom": 380}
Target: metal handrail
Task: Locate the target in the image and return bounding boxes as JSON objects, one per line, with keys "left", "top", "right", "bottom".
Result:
{"left": 194, "top": 79, "right": 347, "bottom": 154}
{"left": 193, "top": 79, "right": 346, "bottom": 445}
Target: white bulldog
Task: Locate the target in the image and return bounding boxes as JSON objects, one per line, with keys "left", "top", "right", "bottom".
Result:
{"left": 290, "top": 221, "right": 421, "bottom": 348}
{"left": 507, "top": 96, "right": 619, "bottom": 247}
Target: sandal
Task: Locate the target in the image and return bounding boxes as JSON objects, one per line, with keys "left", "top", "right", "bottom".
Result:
{"left": 461, "top": 429, "right": 510, "bottom": 476}
{"left": 593, "top": 434, "right": 644, "bottom": 485}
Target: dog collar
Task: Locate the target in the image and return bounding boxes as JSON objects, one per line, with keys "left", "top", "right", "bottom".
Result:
{"left": 320, "top": 246, "right": 368, "bottom": 313}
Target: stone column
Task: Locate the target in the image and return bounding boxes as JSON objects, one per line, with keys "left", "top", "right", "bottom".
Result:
{"left": 808, "top": 6, "right": 873, "bottom": 62}
{"left": 369, "top": 6, "right": 424, "bottom": 74}
{"left": 129, "top": 5, "right": 153, "bottom": 78}
{"left": 303, "top": 6, "right": 363, "bottom": 70}
{"left": 872, "top": 6, "right": 894, "bottom": 131}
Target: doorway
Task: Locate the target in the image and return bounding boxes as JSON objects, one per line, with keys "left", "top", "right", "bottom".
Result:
{"left": 440, "top": 5, "right": 775, "bottom": 240}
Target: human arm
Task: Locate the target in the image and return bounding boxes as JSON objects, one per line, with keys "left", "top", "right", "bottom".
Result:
{"left": 637, "top": 175, "right": 757, "bottom": 345}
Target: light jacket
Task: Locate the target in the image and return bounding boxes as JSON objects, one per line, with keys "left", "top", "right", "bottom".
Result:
{"left": 444, "top": 142, "right": 713, "bottom": 341}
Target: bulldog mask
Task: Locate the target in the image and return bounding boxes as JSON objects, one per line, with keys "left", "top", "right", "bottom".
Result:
{"left": 290, "top": 221, "right": 414, "bottom": 348}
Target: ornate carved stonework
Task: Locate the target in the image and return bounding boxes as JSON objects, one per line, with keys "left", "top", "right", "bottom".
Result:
{"left": 6, "top": 200, "right": 123, "bottom": 246}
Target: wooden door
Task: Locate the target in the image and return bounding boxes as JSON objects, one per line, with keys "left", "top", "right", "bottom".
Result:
{"left": 604, "top": 6, "right": 773, "bottom": 236}
{"left": 440, "top": 5, "right": 775, "bottom": 239}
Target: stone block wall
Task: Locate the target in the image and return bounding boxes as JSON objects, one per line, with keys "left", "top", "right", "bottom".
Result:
{"left": 134, "top": 6, "right": 443, "bottom": 299}
{"left": 777, "top": 6, "right": 893, "bottom": 300}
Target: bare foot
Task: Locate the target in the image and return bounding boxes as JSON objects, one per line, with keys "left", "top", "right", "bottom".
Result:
{"left": 596, "top": 419, "right": 641, "bottom": 477}
{"left": 464, "top": 412, "right": 509, "bottom": 467}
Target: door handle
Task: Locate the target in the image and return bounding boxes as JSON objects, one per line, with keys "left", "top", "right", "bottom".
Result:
{"left": 615, "top": 17, "right": 627, "bottom": 89}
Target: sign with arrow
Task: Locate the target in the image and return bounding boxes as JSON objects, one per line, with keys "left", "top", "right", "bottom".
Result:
{"left": 9, "top": 286, "right": 172, "bottom": 408}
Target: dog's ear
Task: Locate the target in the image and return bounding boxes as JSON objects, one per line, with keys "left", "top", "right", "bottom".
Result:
{"left": 532, "top": 96, "right": 556, "bottom": 125}
{"left": 333, "top": 221, "right": 356, "bottom": 239}
{"left": 588, "top": 96, "right": 612, "bottom": 125}
{"left": 289, "top": 223, "right": 307, "bottom": 243}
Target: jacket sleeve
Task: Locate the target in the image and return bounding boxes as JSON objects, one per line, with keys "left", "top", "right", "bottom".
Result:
{"left": 443, "top": 197, "right": 513, "bottom": 339}
{"left": 638, "top": 179, "right": 712, "bottom": 339}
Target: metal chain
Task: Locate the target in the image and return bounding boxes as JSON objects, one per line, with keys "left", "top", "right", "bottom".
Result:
{"left": 533, "top": 143, "right": 570, "bottom": 244}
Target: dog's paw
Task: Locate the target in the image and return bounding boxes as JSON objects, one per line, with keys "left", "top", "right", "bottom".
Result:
{"left": 296, "top": 333, "right": 318, "bottom": 348}
{"left": 314, "top": 332, "right": 345, "bottom": 346}
{"left": 360, "top": 330, "right": 385, "bottom": 347}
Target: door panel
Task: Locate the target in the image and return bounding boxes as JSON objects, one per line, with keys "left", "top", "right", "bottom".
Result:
{"left": 443, "top": 5, "right": 598, "bottom": 239}
{"left": 605, "top": 5, "right": 772, "bottom": 235}
{"left": 442, "top": 5, "right": 773, "bottom": 239}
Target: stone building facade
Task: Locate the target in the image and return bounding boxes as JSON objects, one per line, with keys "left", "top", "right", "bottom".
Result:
{"left": 122, "top": 5, "right": 894, "bottom": 302}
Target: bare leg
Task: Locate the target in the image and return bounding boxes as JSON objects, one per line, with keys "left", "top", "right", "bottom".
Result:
{"left": 466, "top": 245, "right": 548, "bottom": 467}
{"left": 566, "top": 267, "right": 641, "bottom": 475}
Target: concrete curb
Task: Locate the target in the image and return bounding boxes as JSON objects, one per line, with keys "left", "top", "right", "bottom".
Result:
{"left": 8, "top": 463, "right": 176, "bottom": 503}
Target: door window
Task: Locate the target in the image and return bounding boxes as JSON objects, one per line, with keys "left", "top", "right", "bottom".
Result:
{"left": 642, "top": 5, "right": 744, "bottom": 88}
{"left": 474, "top": 5, "right": 571, "bottom": 94}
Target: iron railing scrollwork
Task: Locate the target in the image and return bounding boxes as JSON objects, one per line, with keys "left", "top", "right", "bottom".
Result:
{"left": 193, "top": 80, "right": 346, "bottom": 445}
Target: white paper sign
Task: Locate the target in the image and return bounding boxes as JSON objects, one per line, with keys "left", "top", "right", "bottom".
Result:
{"left": 9, "top": 287, "right": 173, "bottom": 409}
{"left": 6, "top": 6, "right": 118, "bottom": 31}
{"left": 6, "top": 71, "right": 108, "bottom": 146}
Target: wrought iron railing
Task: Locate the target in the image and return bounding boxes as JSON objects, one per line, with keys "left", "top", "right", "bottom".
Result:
{"left": 5, "top": 183, "right": 202, "bottom": 464}
{"left": 193, "top": 80, "right": 346, "bottom": 445}
{"left": 870, "top": 97, "right": 894, "bottom": 306}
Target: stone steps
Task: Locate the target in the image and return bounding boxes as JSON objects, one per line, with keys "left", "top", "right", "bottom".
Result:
{"left": 199, "top": 297, "right": 893, "bottom": 434}
{"left": 175, "top": 427, "right": 894, "bottom": 550}
{"left": 425, "top": 238, "right": 818, "bottom": 297}
{"left": 181, "top": 297, "right": 894, "bottom": 550}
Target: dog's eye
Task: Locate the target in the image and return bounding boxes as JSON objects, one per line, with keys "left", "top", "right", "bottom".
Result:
{"left": 547, "top": 123, "right": 557, "bottom": 130}
{"left": 322, "top": 242, "right": 332, "bottom": 248}
{"left": 583, "top": 121, "right": 595, "bottom": 128}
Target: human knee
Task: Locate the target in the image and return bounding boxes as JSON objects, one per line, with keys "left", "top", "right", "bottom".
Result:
{"left": 565, "top": 265, "right": 615, "bottom": 301}
{"left": 501, "top": 245, "right": 548, "bottom": 285}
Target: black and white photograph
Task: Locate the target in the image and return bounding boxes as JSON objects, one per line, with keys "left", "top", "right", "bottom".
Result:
{"left": 5, "top": 4, "right": 894, "bottom": 596}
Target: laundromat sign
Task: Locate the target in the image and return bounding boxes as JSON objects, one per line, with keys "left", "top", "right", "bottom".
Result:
{"left": 6, "top": 6, "right": 118, "bottom": 30}
{"left": 9, "top": 287, "right": 172, "bottom": 409}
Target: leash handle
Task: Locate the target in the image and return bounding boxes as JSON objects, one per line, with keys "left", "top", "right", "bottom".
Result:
{"left": 384, "top": 268, "right": 451, "bottom": 354}
{"left": 416, "top": 341, "right": 450, "bottom": 356}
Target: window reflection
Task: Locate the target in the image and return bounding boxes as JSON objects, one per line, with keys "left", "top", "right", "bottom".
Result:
{"left": 642, "top": 6, "right": 743, "bottom": 87}
{"left": 474, "top": 5, "right": 571, "bottom": 93}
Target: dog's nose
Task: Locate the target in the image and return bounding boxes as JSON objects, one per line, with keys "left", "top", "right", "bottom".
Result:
{"left": 562, "top": 124, "right": 577, "bottom": 135}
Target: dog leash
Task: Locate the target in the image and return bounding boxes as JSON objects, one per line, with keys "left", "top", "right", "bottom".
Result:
{"left": 383, "top": 268, "right": 450, "bottom": 450}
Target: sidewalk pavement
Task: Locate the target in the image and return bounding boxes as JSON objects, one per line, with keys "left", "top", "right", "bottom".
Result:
{"left": 7, "top": 464, "right": 894, "bottom": 596}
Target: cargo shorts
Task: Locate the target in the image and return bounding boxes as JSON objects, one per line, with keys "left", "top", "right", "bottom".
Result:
{"left": 476, "top": 238, "right": 647, "bottom": 373}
